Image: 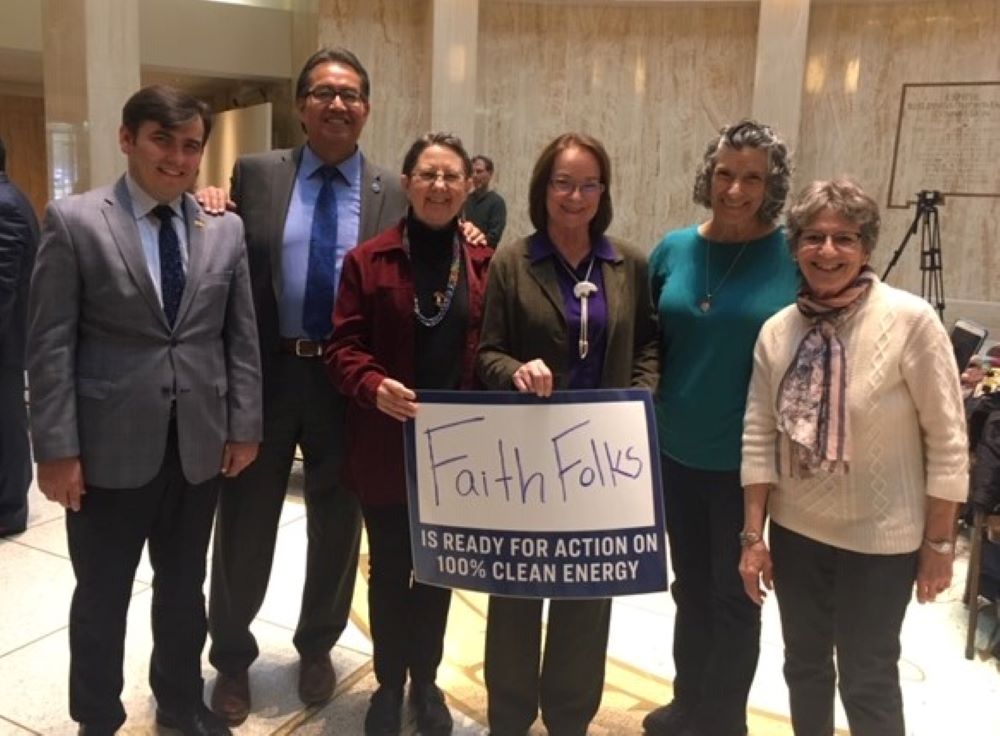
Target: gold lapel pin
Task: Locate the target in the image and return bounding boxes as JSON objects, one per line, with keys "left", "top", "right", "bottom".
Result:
{"left": 194, "top": 218, "right": 205, "bottom": 229}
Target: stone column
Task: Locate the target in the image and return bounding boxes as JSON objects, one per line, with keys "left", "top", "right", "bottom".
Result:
{"left": 429, "top": 0, "right": 479, "bottom": 147}
{"left": 751, "top": 0, "right": 811, "bottom": 152}
{"left": 41, "top": 0, "right": 140, "bottom": 197}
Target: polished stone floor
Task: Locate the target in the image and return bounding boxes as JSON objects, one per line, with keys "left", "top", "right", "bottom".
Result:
{"left": 1, "top": 469, "right": 997, "bottom": 735}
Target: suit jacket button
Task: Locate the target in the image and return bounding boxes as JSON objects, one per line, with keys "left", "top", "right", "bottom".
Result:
{"left": 170, "top": 338, "right": 179, "bottom": 347}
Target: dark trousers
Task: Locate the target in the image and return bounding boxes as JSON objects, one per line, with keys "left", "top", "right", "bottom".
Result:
{"left": 67, "top": 421, "right": 219, "bottom": 730}
{"left": 770, "top": 523, "right": 917, "bottom": 736}
{"left": 209, "top": 353, "right": 361, "bottom": 673}
{"left": 0, "top": 367, "right": 30, "bottom": 532}
{"left": 661, "top": 454, "right": 760, "bottom": 736}
{"left": 363, "top": 504, "right": 451, "bottom": 688}
{"left": 485, "top": 595, "right": 611, "bottom": 736}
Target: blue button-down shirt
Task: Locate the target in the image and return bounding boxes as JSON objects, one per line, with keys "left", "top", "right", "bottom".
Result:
{"left": 529, "top": 232, "right": 613, "bottom": 389}
{"left": 124, "top": 173, "right": 189, "bottom": 307}
{"left": 279, "top": 145, "right": 363, "bottom": 338}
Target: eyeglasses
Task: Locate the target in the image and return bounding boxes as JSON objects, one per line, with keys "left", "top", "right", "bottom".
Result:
{"left": 306, "top": 86, "right": 366, "bottom": 106}
{"left": 412, "top": 169, "right": 466, "bottom": 186}
{"left": 799, "top": 231, "right": 863, "bottom": 250}
{"left": 549, "top": 177, "right": 604, "bottom": 197}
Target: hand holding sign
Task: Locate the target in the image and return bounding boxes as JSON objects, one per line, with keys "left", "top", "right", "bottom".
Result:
{"left": 512, "top": 358, "right": 554, "bottom": 397}
{"left": 377, "top": 377, "right": 419, "bottom": 422}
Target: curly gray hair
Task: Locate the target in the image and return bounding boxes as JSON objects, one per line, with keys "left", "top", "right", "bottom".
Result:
{"left": 786, "top": 178, "right": 881, "bottom": 255}
{"left": 692, "top": 119, "right": 791, "bottom": 225}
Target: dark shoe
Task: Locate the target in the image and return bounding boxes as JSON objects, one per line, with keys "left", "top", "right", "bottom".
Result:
{"left": 77, "top": 726, "right": 118, "bottom": 736}
{"left": 0, "top": 525, "right": 25, "bottom": 538}
{"left": 409, "top": 682, "right": 453, "bottom": 735}
{"left": 210, "top": 670, "right": 250, "bottom": 726}
{"left": 365, "top": 686, "right": 403, "bottom": 736}
{"left": 298, "top": 652, "right": 336, "bottom": 704}
{"left": 156, "top": 703, "right": 232, "bottom": 736}
{"left": 643, "top": 701, "right": 692, "bottom": 735}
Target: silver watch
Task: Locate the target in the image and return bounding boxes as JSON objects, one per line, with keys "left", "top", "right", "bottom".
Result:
{"left": 738, "top": 530, "right": 763, "bottom": 547}
{"left": 923, "top": 537, "right": 954, "bottom": 555}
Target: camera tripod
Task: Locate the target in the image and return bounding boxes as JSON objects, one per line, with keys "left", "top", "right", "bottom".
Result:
{"left": 882, "top": 190, "right": 945, "bottom": 321}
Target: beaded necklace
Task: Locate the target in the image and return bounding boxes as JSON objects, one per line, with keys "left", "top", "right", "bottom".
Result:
{"left": 405, "top": 225, "right": 462, "bottom": 328}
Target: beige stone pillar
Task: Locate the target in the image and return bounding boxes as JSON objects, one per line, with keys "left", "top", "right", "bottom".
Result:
{"left": 751, "top": 0, "right": 811, "bottom": 152}
{"left": 41, "top": 0, "right": 140, "bottom": 198}
{"left": 429, "top": 0, "right": 479, "bottom": 147}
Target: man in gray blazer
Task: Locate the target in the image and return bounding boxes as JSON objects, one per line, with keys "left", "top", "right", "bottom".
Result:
{"left": 202, "top": 47, "right": 408, "bottom": 724}
{"left": 27, "top": 86, "right": 261, "bottom": 736}
{"left": 0, "top": 136, "right": 38, "bottom": 538}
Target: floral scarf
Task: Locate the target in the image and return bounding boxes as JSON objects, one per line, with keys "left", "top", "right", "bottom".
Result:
{"left": 776, "top": 266, "right": 878, "bottom": 477}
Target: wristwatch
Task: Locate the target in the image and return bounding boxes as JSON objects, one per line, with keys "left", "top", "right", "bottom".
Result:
{"left": 738, "top": 530, "right": 763, "bottom": 547}
{"left": 923, "top": 537, "right": 955, "bottom": 555}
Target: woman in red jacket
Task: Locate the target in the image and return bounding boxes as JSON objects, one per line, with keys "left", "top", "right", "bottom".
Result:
{"left": 325, "top": 132, "right": 491, "bottom": 736}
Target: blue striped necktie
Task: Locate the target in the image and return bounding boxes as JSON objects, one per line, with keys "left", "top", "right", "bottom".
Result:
{"left": 152, "top": 205, "right": 184, "bottom": 327}
{"left": 302, "top": 165, "right": 339, "bottom": 340}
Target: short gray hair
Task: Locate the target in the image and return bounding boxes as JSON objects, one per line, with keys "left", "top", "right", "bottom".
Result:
{"left": 692, "top": 119, "right": 791, "bottom": 225}
{"left": 786, "top": 178, "right": 881, "bottom": 255}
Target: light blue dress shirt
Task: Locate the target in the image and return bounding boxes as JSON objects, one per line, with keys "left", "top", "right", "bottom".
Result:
{"left": 279, "top": 145, "right": 363, "bottom": 339}
{"left": 124, "top": 173, "right": 189, "bottom": 307}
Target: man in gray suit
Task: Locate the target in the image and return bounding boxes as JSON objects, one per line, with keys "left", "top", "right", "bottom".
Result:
{"left": 203, "top": 47, "right": 408, "bottom": 725}
{"left": 27, "top": 86, "right": 261, "bottom": 736}
{"left": 0, "top": 136, "right": 39, "bottom": 538}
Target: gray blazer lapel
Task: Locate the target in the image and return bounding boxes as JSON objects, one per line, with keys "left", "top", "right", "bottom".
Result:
{"left": 173, "top": 194, "right": 207, "bottom": 327}
{"left": 269, "top": 147, "right": 300, "bottom": 302}
{"left": 359, "top": 156, "right": 387, "bottom": 243}
{"left": 104, "top": 177, "right": 167, "bottom": 327}
{"left": 526, "top": 254, "right": 567, "bottom": 327}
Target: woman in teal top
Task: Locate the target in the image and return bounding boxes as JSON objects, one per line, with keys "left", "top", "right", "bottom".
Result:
{"left": 643, "top": 120, "right": 799, "bottom": 736}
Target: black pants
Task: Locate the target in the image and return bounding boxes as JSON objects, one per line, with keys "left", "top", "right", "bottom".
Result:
{"left": 363, "top": 504, "right": 451, "bottom": 688}
{"left": 485, "top": 596, "right": 611, "bottom": 736}
{"left": 209, "top": 353, "right": 362, "bottom": 673}
{"left": 771, "top": 523, "right": 917, "bottom": 736}
{"left": 0, "top": 366, "right": 30, "bottom": 532}
{"left": 67, "top": 422, "right": 219, "bottom": 731}
{"left": 661, "top": 454, "right": 760, "bottom": 736}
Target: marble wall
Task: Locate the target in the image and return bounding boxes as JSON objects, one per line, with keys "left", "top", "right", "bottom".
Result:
{"left": 476, "top": 0, "right": 760, "bottom": 250}
{"left": 799, "top": 0, "right": 1000, "bottom": 310}
{"left": 315, "top": 0, "right": 1000, "bottom": 323}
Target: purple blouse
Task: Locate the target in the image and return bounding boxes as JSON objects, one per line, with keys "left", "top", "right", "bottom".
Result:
{"left": 528, "top": 232, "right": 612, "bottom": 389}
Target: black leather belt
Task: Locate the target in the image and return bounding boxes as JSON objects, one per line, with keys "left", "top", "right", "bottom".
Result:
{"left": 279, "top": 338, "right": 325, "bottom": 358}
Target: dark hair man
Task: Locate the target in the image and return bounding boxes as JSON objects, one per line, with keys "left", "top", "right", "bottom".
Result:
{"left": 197, "top": 47, "right": 410, "bottom": 727}
{"left": 27, "top": 85, "right": 262, "bottom": 736}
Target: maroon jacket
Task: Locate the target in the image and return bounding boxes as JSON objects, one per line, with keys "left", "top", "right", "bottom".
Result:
{"left": 325, "top": 220, "right": 491, "bottom": 505}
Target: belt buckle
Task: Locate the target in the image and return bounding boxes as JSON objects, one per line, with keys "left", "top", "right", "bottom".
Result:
{"left": 295, "top": 339, "right": 317, "bottom": 358}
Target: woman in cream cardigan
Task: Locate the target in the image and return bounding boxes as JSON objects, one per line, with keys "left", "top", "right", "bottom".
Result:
{"left": 738, "top": 179, "right": 967, "bottom": 736}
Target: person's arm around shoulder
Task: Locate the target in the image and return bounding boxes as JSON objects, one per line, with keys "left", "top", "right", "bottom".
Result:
{"left": 27, "top": 201, "right": 85, "bottom": 510}
{"left": 219, "top": 215, "right": 261, "bottom": 477}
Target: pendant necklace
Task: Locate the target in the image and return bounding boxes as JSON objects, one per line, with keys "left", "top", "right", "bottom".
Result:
{"left": 405, "top": 226, "right": 462, "bottom": 328}
{"left": 699, "top": 239, "right": 750, "bottom": 313}
{"left": 556, "top": 253, "right": 598, "bottom": 358}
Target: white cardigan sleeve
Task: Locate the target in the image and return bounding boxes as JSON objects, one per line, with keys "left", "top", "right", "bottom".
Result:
{"left": 741, "top": 319, "right": 782, "bottom": 488}
{"left": 899, "top": 302, "right": 969, "bottom": 502}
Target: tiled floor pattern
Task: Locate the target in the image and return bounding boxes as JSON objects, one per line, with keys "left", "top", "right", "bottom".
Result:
{"left": 1, "top": 472, "right": 997, "bottom": 735}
